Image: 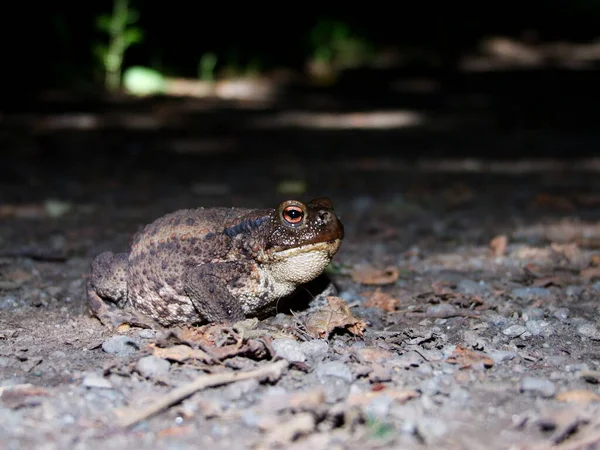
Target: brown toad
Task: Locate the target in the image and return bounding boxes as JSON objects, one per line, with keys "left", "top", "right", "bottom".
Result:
{"left": 87, "top": 197, "right": 344, "bottom": 329}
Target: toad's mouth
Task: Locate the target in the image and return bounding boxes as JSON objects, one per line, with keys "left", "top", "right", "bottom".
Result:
{"left": 271, "top": 238, "right": 342, "bottom": 260}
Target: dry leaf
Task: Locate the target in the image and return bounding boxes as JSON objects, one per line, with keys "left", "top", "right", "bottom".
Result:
{"left": 489, "top": 234, "right": 508, "bottom": 257}
{"left": 445, "top": 345, "right": 494, "bottom": 369}
{"left": 556, "top": 390, "right": 600, "bottom": 404}
{"left": 581, "top": 267, "right": 600, "bottom": 282}
{"left": 305, "top": 296, "right": 367, "bottom": 339}
{"left": 352, "top": 265, "right": 399, "bottom": 285}
{"left": 591, "top": 255, "right": 600, "bottom": 266}
{"left": 150, "top": 344, "right": 212, "bottom": 363}
{"left": 363, "top": 288, "right": 399, "bottom": 312}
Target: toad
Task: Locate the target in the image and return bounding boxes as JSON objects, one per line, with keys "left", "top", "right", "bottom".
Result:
{"left": 87, "top": 197, "right": 344, "bottom": 329}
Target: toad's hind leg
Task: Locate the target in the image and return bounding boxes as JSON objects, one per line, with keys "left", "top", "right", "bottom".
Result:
{"left": 184, "top": 262, "right": 246, "bottom": 324}
{"left": 87, "top": 251, "right": 156, "bottom": 330}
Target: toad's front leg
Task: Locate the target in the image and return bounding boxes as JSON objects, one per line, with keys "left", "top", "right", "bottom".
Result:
{"left": 184, "top": 262, "right": 246, "bottom": 324}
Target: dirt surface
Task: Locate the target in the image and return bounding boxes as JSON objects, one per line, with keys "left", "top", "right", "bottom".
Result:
{"left": 2, "top": 70, "right": 600, "bottom": 449}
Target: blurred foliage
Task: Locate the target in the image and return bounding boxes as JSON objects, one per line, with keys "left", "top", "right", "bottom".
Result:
{"left": 95, "top": 0, "right": 144, "bottom": 91}
{"left": 9, "top": 1, "right": 600, "bottom": 96}
{"left": 198, "top": 53, "right": 218, "bottom": 82}
{"left": 123, "top": 66, "right": 166, "bottom": 96}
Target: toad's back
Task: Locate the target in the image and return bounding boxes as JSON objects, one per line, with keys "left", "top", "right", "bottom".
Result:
{"left": 126, "top": 207, "right": 259, "bottom": 322}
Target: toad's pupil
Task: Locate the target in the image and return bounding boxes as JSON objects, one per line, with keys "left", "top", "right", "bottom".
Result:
{"left": 286, "top": 209, "right": 302, "bottom": 220}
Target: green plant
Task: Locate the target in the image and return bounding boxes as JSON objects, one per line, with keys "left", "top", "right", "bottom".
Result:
{"left": 198, "top": 53, "right": 218, "bottom": 82}
{"left": 308, "top": 19, "right": 374, "bottom": 70}
{"left": 95, "top": 0, "right": 144, "bottom": 92}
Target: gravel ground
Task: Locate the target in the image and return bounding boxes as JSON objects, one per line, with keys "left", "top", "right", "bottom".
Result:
{"left": 2, "top": 75, "right": 600, "bottom": 449}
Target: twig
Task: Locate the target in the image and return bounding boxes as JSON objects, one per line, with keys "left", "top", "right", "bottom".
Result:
{"left": 114, "top": 359, "right": 289, "bottom": 428}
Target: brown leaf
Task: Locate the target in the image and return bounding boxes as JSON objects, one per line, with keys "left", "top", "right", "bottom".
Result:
{"left": 352, "top": 265, "right": 400, "bottom": 285}
{"left": 363, "top": 288, "right": 399, "bottom": 312}
{"left": 305, "top": 296, "right": 367, "bottom": 339}
{"left": 445, "top": 345, "right": 494, "bottom": 370}
{"left": 489, "top": 234, "right": 508, "bottom": 257}
{"left": 581, "top": 267, "right": 600, "bottom": 282}
{"left": 556, "top": 389, "right": 600, "bottom": 404}
{"left": 150, "top": 344, "right": 212, "bottom": 363}
{"left": 591, "top": 255, "right": 600, "bottom": 266}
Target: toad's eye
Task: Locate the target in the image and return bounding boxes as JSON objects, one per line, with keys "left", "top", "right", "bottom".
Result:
{"left": 282, "top": 205, "right": 304, "bottom": 224}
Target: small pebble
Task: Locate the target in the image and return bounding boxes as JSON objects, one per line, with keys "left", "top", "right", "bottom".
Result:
{"left": 503, "top": 325, "right": 527, "bottom": 337}
{"left": 577, "top": 324, "right": 599, "bottom": 338}
{"left": 486, "top": 313, "right": 510, "bottom": 327}
{"left": 299, "top": 340, "right": 329, "bottom": 361}
{"left": 223, "top": 379, "right": 260, "bottom": 401}
{"left": 520, "top": 377, "right": 556, "bottom": 398}
{"left": 272, "top": 338, "right": 306, "bottom": 362}
{"left": 82, "top": 373, "right": 113, "bottom": 389}
{"left": 136, "top": 355, "right": 171, "bottom": 379}
{"left": 366, "top": 394, "right": 393, "bottom": 419}
{"left": 427, "top": 304, "right": 457, "bottom": 316}
{"left": 137, "top": 329, "right": 159, "bottom": 339}
{"left": 526, "top": 320, "right": 554, "bottom": 337}
{"left": 553, "top": 308, "right": 569, "bottom": 321}
{"left": 420, "top": 378, "right": 441, "bottom": 396}
{"left": 101, "top": 335, "right": 140, "bottom": 356}
{"left": 591, "top": 281, "right": 600, "bottom": 293}
{"left": 511, "top": 287, "right": 552, "bottom": 301}
{"left": 457, "top": 279, "right": 489, "bottom": 296}
{"left": 315, "top": 361, "right": 353, "bottom": 383}
{"left": 522, "top": 308, "right": 545, "bottom": 321}
{"left": 487, "top": 349, "right": 518, "bottom": 364}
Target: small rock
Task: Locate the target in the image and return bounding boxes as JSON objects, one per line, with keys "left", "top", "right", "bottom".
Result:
{"left": 457, "top": 279, "right": 489, "bottom": 296}
{"left": 522, "top": 308, "right": 545, "bottom": 321}
{"left": 392, "top": 350, "right": 425, "bottom": 368}
{"left": 272, "top": 338, "right": 306, "bottom": 362}
{"left": 520, "top": 377, "right": 556, "bottom": 398}
{"left": 365, "top": 394, "right": 393, "bottom": 420}
{"left": 486, "top": 313, "right": 510, "bottom": 327}
{"left": 223, "top": 379, "right": 260, "bottom": 401}
{"left": 591, "top": 281, "right": 600, "bottom": 293}
{"left": 448, "top": 388, "right": 471, "bottom": 407}
{"left": 136, "top": 355, "right": 170, "bottom": 379}
{"left": 368, "top": 364, "right": 392, "bottom": 383}
{"left": 82, "top": 373, "right": 113, "bottom": 389}
{"left": 315, "top": 361, "right": 353, "bottom": 383}
{"left": 299, "top": 340, "right": 329, "bottom": 362}
{"left": 419, "top": 377, "right": 441, "bottom": 396}
{"left": 487, "top": 349, "right": 518, "bottom": 364}
{"left": 0, "top": 357, "right": 11, "bottom": 368}
{"left": 137, "top": 329, "right": 159, "bottom": 339}
{"left": 526, "top": 320, "right": 554, "bottom": 337}
{"left": 512, "top": 287, "right": 552, "bottom": 301}
{"left": 503, "top": 325, "right": 526, "bottom": 337}
{"left": 553, "top": 308, "right": 569, "bottom": 321}
{"left": 566, "top": 285, "right": 584, "bottom": 297}
{"left": 577, "top": 324, "right": 599, "bottom": 338}
{"left": 102, "top": 335, "right": 140, "bottom": 356}
{"left": 427, "top": 304, "right": 457, "bottom": 316}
